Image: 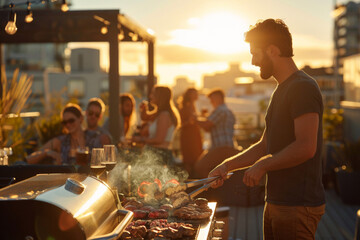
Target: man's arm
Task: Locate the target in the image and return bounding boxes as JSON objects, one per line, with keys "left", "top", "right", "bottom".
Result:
{"left": 243, "top": 112, "right": 319, "bottom": 186}
{"left": 208, "top": 130, "right": 268, "bottom": 187}
{"left": 197, "top": 118, "right": 214, "bottom": 131}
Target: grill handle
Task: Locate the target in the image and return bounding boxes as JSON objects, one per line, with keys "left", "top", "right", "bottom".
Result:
{"left": 88, "top": 210, "right": 133, "bottom": 240}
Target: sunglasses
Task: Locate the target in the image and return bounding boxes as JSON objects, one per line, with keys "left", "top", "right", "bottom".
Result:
{"left": 88, "top": 110, "right": 100, "bottom": 118}
{"left": 61, "top": 118, "right": 76, "bottom": 125}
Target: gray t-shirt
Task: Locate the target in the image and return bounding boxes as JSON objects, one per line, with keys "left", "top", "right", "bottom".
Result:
{"left": 265, "top": 70, "right": 325, "bottom": 206}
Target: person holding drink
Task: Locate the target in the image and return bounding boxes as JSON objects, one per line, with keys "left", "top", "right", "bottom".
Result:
{"left": 26, "top": 103, "right": 104, "bottom": 166}
{"left": 132, "top": 85, "right": 180, "bottom": 166}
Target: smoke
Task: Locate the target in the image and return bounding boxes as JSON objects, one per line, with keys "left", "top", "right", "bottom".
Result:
{"left": 108, "top": 147, "right": 189, "bottom": 196}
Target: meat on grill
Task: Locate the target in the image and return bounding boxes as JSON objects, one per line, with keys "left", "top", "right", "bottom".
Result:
{"left": 159, "top": 203, "right": 173, "bottom": 211}
{"left": 148, "top": 209, "right": 168, "bottom": 219}
{"left": 128, "top": 225, "right": 147, "bottom": 238}
{"left": 124, "top": 204, "right": 138, "bottom": 211}
{"left": 169, "top": 191, "right": 190, "bottom": 209}
{"left": 122, "top": 219, "right": 196, "bottom": 239}
{"left": 133, "top": 210, "right": 148, "bottom": 219}
{"left": 124, "top": 199, "right": 143, "bottom": 208}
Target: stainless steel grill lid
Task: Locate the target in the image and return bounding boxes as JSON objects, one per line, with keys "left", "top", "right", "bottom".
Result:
{"left": 0, "top": 173, "right": 133, "bottom": 240}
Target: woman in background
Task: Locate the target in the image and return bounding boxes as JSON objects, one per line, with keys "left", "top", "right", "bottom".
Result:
{"left": 177, "top": 88, "right": 203, "bottom": 174}
{"left": 26, "top": 103, "right": 103, "bottom": 165}
{"left": 132, "top": 85, "right": 180, "bottom": 166}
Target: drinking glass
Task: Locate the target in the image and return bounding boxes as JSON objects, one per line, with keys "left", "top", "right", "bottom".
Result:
{"left": 0, "top": 149, "right": 8, "bottom": 165}
{"left": 90, "top": 148, "right": 106, "bottom": 178}
{"left": 102, "top": 145, "right": 117, "bottom": 172}
{"left": 76, "top": 146, "right": 89, "bottom": 166}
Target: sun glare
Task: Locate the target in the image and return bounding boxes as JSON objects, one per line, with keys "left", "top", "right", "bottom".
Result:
{"left": 169, "top": 12, "right": 250, "bottom": 54}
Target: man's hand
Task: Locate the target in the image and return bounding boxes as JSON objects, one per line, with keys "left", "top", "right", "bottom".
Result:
{"left": 243, "top": 155, "right": 270, "bottom": 187}
{"left": 208, "top": 163, "right": 228, "bottom": 189}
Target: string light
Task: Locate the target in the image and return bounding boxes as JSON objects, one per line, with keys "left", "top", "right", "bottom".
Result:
{"left": 129, "top": 32, "right": 138, "bottom": 41}
{"left": 0, "top": 0, "right": 72, "bottom": 34}
{"left": 25, "top": 1, "right": 33, "bottom": 23}
{"left": 100, "top": 26, "right": 108, "bottom": 35}
{"left": 61, "top": 0, "right": 68, "bottom": 12}
{"left": 5, "top": 4, "right": 17, "bottom": 35}
{"left": 94, "top": 15, "right": 110, "bottom": 35}
{"left": 118, "top": 29, "right": 124, "bottom": 40}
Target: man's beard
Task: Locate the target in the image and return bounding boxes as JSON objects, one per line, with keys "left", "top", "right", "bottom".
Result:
{"left": 259, "top": 53, "right": 274, "bottom": 80}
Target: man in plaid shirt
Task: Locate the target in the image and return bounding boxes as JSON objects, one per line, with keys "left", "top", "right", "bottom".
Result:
{"left": 194, "top": 88, "right": 238, "bottom": 177}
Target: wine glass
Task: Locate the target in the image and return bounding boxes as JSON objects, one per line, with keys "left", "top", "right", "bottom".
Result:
{"left": 102, "top": 145, "right": 117, "bottom": 173}
{"left": 90, "top": 148, "right": 106, "bottom": 178}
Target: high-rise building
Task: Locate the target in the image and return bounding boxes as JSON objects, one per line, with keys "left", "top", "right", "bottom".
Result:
{"left": 333, "top": 1, "right": 360, "bottom": 75}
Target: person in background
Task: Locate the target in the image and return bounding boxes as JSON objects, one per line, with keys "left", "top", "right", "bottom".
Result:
{"left": 86, "top": 97, "right": 112, "bottom": 144}
{"left": 194, "top": 88, "right": 239, "bottom": 178}
{"left": 209, "top": 19, "right": 325, "bottom": 240}
{"left": 132, "top": 85, "right": 180, "bottom": 166}
{"left": 177, "top": 88, "right": 203, "bottom": 174}
{"left": 104, "top": 93, "right": 136, "bottom": 142}
{"left": 26, "top": 103, "right": 103, "bottom": 165}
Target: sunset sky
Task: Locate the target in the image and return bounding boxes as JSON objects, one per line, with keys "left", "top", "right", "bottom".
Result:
{"left": 70, "top": 0, "right": 350, "bottom": 87}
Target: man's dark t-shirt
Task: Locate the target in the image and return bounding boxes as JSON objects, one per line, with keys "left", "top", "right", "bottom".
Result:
{"left": 265, "top": 70, "right": 325, "bottom": 206}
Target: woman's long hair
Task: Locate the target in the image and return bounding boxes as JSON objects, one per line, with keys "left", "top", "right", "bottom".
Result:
{"left": 177, "top": 87, "right": 197, "bottom": 110}
{"left": 154, "top": 86, "right": 180, "bottom": 127}
{"left": 120, "top": 93, "right": 137, "bottom": 131}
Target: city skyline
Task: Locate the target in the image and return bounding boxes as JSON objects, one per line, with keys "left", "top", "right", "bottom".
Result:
{"left": 69, "top": 0, "right": 352, "bottom": 87}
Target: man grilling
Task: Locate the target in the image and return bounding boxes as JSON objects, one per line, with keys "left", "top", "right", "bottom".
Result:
{"left": 208, "top": 19, "right": 325, "bottom": 240}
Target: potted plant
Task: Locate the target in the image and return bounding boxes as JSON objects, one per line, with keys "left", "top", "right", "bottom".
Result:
{"left": 0, "top": 66, "right": 33, "bottom": 163}
{"left": 333, "top": 140, "right": 360, "bottom": 204}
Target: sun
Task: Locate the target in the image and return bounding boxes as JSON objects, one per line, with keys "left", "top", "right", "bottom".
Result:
{"left": 169, "top": 12, "right": 250, "bottom": 54}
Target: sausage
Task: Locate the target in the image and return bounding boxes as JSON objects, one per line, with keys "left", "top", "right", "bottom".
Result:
{"left": 140, "top": 205, "right": 155, "bottom": 212}
{"left": 133, "top": 210, "right": 148, "bottom": 219}
{"left": 148, "top": 209, "right": 168, "bottom": 219}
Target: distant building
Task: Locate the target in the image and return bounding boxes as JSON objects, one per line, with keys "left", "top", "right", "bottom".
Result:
{"left": 333, "top": 1, "right": 360, "bottom": 75}
{"left": 202, "top": 63, "right": 259, "bottom": 93}
{"left": 228, "top": 77, "right": 276, "bottom": 99}
{"left": 341, "top": 53, "right": 360, "bottom": 141}
{"left": 172, "top": 76, "right": 196, "bottom": 98}
{"left": 301, "top": 65, "right": 342, "bottom": 107}
{"left": 343, "top": 54, "right": 360, "bottom": 102}
{"left": 331, "top": 1, "right": 360, "bottom": 107}
{"left": 8, "top": 48, "right": 155, "bottom": 113}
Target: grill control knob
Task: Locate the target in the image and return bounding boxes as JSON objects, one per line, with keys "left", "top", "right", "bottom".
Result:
{"left": 212, "top": 229, "right": 223, "bottom": 238}
{"left": 214, "top": 220, "right": 225, "bottom": 229}
{"left": 65, "top": 178, "right": 85, "bottom": 194}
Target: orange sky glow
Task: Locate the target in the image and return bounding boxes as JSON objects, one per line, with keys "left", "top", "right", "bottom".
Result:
{"left": 70, "top": 0, "right": 339, "bottom": 88}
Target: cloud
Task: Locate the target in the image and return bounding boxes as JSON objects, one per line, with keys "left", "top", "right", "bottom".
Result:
{"left": 118, "top": 41, "right": 333, "bottom": 68}
{"left": 156, "top": 44, "right": 250, "bottom": 64}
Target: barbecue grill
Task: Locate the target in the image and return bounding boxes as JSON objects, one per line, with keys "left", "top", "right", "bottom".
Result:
{"left": 0, "top": 173, "right": 133, "bottom": 240}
